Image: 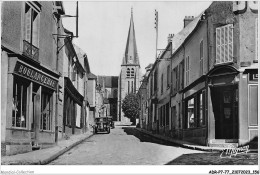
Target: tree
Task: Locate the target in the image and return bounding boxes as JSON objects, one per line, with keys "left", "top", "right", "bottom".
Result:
{"left": 122, "top": 93, "right": 139, "bottom": 124}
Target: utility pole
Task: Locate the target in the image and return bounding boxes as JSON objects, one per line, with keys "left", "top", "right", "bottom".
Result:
{"left": 155, "top": 9, "right": 158, "bottom": 60}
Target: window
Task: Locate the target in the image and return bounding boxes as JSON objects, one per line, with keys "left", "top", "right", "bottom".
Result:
{"left": 179, "top": 60, "right": 184, "bottom": 90}
{"left": 185, "top": 56, "right": 190, "bottom": 86}
{"left": 128, "top": 81, "right": 130, "bottom": 94}
{"left": 113, "top": 89, "right": 117, "bottom": 98}
{"left": 131, "top": 68, "right": 135, "bottom": 78}
{"left": 12, "top": 77, "right": 30, "bottom": 128}
{"left": 167, "top": 65, "right": 170, "bottom": 88}
{"left": 154, "top": 69, "right": 157, "bottom": 92}
{"left": 126, "top": 68, "right": 130, "bottom": 78}
{"left": 166, "top": 103, "right": 169, "bottom": 126}
{"left": 200, "top": 40, "right": 204, "bottom": 76}
{"left": 216, "top": 24, "right": 233, "bottom": 64}
{"left": 185, "top": 90, "right": 206, "bottom": 129}
{"left": 131, "top": 81, "right": 133, "bottom": 93}
{"left": 150, "top": 74, "right": 153, "bottom": 96}
{"left": 187, "top": 98, "right": 195, "bottom": 128}
{"left": 41, "top": 89, "right": 53, "bottom": 131}
{"left": 161, "top": 74, "right": 163, "bottom": 94}
{"left": 23, "top": 3, "right": 40, "bottom": 47}
{"left": 172, "top": 67, "right": 177, "bottom": 93}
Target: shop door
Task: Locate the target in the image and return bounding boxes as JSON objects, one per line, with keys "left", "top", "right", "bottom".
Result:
{"left": 212, "top": 85, "right": 238, "bottom": 139}
{"left": 32, "top": 84, "right": 41, "bottom": 147}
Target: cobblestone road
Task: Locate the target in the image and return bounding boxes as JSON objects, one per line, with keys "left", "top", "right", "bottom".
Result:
{"left": 48, "top": 126, "right": 203, "bottom": 165}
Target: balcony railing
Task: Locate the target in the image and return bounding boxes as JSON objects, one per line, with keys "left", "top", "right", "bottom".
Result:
{"left": 23, "top": 40, "right": 39, "bottom": 62}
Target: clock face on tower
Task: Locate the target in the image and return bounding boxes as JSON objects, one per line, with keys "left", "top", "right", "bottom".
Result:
{"left": 129, "top": 56, "right": 133, "bottom": 64}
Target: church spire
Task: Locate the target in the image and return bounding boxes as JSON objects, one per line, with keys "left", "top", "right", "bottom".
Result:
{"left": 121, "top": 8, "right": 140, "bottom": 66}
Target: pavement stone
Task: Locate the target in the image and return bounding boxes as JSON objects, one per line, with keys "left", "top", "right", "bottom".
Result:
{"left": 1, "top": 131, "right": 93, "bottom": 165}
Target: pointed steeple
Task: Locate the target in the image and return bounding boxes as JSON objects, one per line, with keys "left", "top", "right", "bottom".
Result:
{"left": 122, "top": 8, "right": 140, "bottom": 66}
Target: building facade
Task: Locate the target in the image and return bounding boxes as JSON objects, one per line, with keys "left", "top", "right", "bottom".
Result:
{"left": 138, "top": 1, "right": 258, "bottom": 147}
{"left": 1, "top": 1, "right": 65, "bottom": 155}
{"left": 117, "top": 9, "right": 142, "bottom": 124}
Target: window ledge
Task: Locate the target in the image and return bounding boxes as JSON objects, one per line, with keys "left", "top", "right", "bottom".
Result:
{"left": 6, "top": 127, "right": 30, "bottom": 131}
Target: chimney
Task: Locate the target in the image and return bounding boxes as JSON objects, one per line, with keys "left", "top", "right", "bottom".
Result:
{"left": 184, "top": 16, "right": 195, "bottom": 28}
{"left": 167, "top": 34, "right": 174, "bottom": 43}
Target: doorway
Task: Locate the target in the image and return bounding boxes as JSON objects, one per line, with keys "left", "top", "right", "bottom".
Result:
{"left": 211, "top": 85, "right": 238, "bottom": 140}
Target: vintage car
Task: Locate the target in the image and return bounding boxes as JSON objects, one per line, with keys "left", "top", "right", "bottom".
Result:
{"left": 93, "top": 117, "right": 110, "bottom": 134}
{"left": 107, "top": 116, "right": 115, "bottom": 129}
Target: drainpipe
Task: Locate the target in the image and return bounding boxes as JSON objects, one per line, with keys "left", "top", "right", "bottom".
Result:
{"left": 55, "top": 14, "right": 61, "bottom": 143}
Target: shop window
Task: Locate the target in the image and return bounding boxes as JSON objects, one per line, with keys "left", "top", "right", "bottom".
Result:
{"left": 198, "top": 91, "right": 206, "bottom": 127}
{"left": 12, "top": 77, "right": 30, "bottom": 128}
{"left": 41, "top": 89, "right": 53, "bottom": 131}
{"left": 186, "top": 98, "right": 195, "bottom": 128}
{"left": 216, "top": 24, "right": 233, "bottom": 64}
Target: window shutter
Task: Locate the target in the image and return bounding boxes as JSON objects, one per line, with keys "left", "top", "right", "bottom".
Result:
{"left": 256, "top": 18, "right": 258, "bottom": 60}
{"left": 228, "top": 24, "right": 233, "bottom": 62}
{"left": 216, "top": 28, "right": 221, "bottom": 64}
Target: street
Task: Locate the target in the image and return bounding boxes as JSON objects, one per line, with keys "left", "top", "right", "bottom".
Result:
{"left": 48, "top": 126, "right": 203, "bottom": 165}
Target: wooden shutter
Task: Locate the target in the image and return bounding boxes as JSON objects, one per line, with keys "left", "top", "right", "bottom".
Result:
{"left": 216, "top": 28, "right": 221, "bottom": 64}
{"left": 32, "top": 10, "right": 39, "bottom": 47}
{"left": 228, "top": 24, "right": 233, "bottom": 62}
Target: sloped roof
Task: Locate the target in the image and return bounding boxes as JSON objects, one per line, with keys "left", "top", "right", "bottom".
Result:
{"left": 171, "top": 7, "right": 210, "bottom": 54}
{"left": 73, "top": 44, "right": 91, "bottom": 73}
{"left": 121, "top": 9, "right": 140, "bottom": 66}
{"left": 87, "top": 72, "right": 97, "bottom": 79}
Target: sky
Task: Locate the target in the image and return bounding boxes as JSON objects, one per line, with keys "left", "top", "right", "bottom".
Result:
{"left": 62, "top": 1, "right": 212, "bottom": 76}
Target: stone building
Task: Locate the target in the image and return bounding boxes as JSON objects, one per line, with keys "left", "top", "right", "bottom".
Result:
{"left": 1, "top": 1, "right": 65, "bottom": 155}
{"left": 117, "top": 9, "right": 142, "bottom": 124}
{"left": 138, "top": 1, "right": 258, "bottom": 147}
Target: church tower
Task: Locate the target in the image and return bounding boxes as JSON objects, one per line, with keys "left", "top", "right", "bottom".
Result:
{"left": 117, "top": 8, "right": 141, "bottom": 123}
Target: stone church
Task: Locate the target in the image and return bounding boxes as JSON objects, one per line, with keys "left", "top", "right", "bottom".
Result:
{"left": 117, "top": 9, "right": 142, "bottom": 123}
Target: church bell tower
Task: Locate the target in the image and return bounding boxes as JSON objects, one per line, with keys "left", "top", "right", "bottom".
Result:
{"left": 117, "top": 8, "right": 141, "bottom": 123}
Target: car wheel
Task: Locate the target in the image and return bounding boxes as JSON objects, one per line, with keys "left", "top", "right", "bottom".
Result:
{"left": 107, "top": 127, "right": 110, "bottom": 134}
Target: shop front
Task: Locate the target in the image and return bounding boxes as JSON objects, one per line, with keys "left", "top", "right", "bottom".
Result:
{"left": 63, "top": 77, "right": 84, "bottom": 136}
{"left": 207, "top": 65, "right": 240, "bottom": 146}
{"left": 182, "top": 76, "right": 207, "bottom": 145}
{"left": 2, "top": 56, "right": 58, "bottom": 155}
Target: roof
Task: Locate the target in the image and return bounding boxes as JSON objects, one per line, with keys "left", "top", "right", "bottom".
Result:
{"left": 121, "top": 9, "right": 140, "bottom": 66}
{"left": 73, "top": 44, "right": 91, "bottom": 73}
{"left": 87, "top": 72, "right": 97, "bottom": 79}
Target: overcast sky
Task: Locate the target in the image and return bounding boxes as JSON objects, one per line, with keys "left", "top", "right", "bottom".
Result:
{"left": 62, "top": 1, "right": 212, "bottom": 76}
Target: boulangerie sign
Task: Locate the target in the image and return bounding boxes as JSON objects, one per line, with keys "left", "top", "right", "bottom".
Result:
{"left": 13, "top": 62, "right": 58, "bottom": 90}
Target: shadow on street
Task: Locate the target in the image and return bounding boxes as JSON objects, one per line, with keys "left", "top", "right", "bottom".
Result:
{"left": 122, "top": 126, "right": 179, "bottom": 147}
{"left": 165, "top": 152, "right": 258, "bottom": 165}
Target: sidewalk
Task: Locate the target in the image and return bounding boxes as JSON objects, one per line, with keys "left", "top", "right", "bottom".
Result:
{"left": 135, "top": 128, "right": 257, "bottom": 152}
{"left": 1, "top": 131, "right": 93, "bottom": 165}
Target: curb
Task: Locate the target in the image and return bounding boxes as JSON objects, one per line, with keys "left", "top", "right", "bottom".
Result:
{"left": 134, "top": 128, "right": 222, "bottom": 152}
{"left": 1, "top": 133, "right": 94, "bottom": 165}
{"left": 40, "top": 133, "right": 94, "bottom": 165}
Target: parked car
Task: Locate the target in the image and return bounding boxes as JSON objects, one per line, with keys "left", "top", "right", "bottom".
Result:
{"left": 107, "top": 116, "right": 115, "bottom": 129}
{"left": 93, "top": 117, "right": 110, "bottom": 134}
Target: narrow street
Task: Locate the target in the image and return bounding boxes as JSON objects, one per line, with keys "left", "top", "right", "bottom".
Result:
{"left": 48, "top": 126, "right": 203, "bottom": 165}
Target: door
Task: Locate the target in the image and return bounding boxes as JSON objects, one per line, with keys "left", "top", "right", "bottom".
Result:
{"left": 211, "top": 85, "right": 238, "bottom": 139}
{"left": 32, "top": 84, "right": 41, "bottom": 147}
